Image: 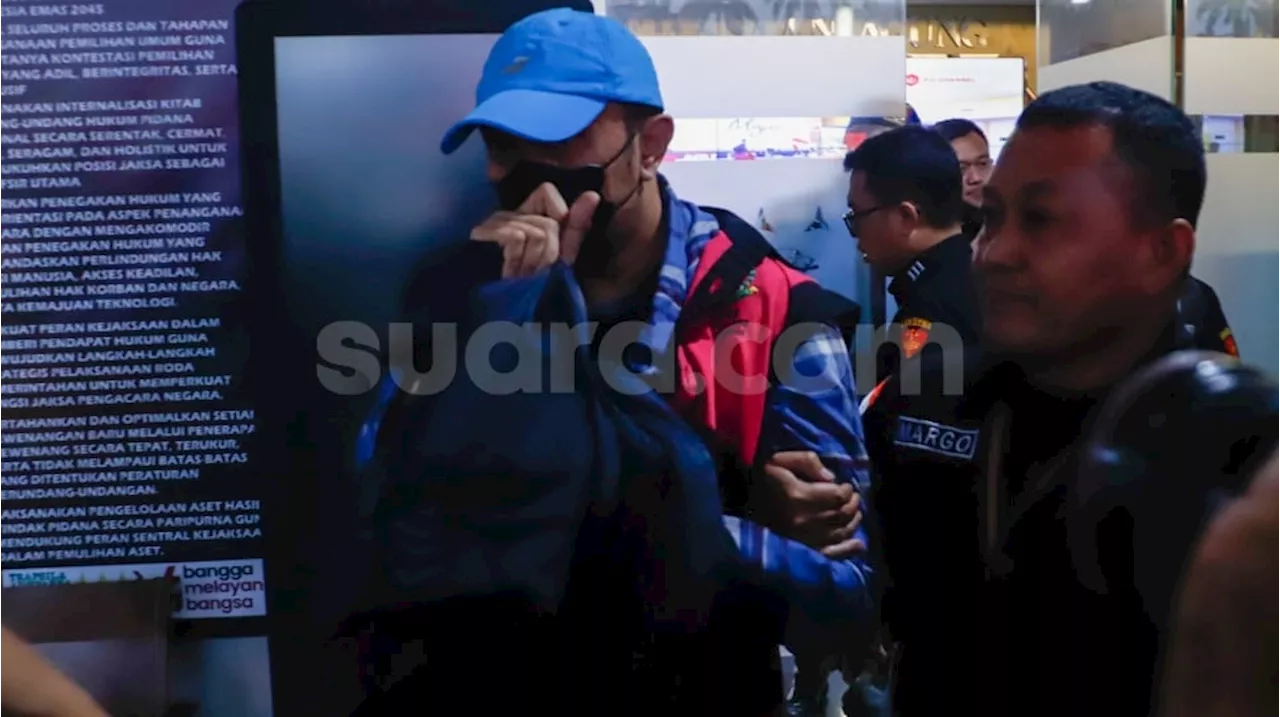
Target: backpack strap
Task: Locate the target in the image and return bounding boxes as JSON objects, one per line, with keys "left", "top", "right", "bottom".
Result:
{"left": 786, "top": 281, "right": 862, "bottom": 346}
{"left": 683, "top": 206, "right": 779, "bottom": 319}
{"left": 698, "top": 205, "right": 861, "bottom": 340}
{"left": 649, "top": 206, "right": 778, "bottom": 380}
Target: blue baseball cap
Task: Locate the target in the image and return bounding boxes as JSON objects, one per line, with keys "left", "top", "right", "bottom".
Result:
{"left": 440, "top": 8, "right": 664, "bottom": 155}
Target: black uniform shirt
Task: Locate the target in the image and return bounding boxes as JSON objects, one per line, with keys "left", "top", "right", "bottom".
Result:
{"left": 864, "top": 323, "right": 1192, "bottom": 717}
{"left": 1178, "top": 275, "right": 1239, "bottom": 357}
{"left": 874, "top": 233, "right": 981, "bottom": 385}
{"left": 960, "top": 203, "right": 984, "bottom": 244}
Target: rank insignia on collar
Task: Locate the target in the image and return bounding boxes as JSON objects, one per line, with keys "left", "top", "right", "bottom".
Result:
{"left": 737, "top": 269, "right": 759, "bottom": 299}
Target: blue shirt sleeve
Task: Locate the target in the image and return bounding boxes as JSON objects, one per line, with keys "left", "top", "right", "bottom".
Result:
{"left": 768, "top": 324, "right": 872, "bottom": 490}
{"left": 724, "top": 324, "right": 875, "bottom": 654}
{"left": 354, "top": 369, "right": 403, "bottom": 472}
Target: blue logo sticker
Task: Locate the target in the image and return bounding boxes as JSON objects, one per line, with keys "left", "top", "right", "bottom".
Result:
{"left": 894, "top": 415, "right": 979, "bottom": 460}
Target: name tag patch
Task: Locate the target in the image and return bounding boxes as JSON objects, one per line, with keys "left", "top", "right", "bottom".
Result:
{"left": 894, "top": 415, "right": 978, "bottom": 460}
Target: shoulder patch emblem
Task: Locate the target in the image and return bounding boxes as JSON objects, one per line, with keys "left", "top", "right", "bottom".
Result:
{"left": 900, "top": 317, "right": 933, "bottom": 358}
{"left": 736, "top": 268, "right": 760, "bottom": 299}
{"left": 1219, "top": 327, "right": 1239, "bottom": 358}
{"left": 894, "top": 415, "right": 978, "bottom": 460}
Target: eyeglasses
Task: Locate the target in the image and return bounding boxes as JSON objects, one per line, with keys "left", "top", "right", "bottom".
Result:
{"left": 842, "top": 205, "right": 893, "bottom": 236}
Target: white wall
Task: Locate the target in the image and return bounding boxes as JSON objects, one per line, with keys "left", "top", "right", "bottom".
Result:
{"left": 642, "top": 35, "right": 904, "bottom": 118}
{"left": 1183, "top": 37, "right": 1280, "bottom": 374}
{"left": 648, "top": 35, "right": 905, "bottom": 300}
{"left": 1036, "top": 35, "right": 1173, "bottom": 98}
{"left": 1183, "top": 38, "right": 1279, "bottom": 115}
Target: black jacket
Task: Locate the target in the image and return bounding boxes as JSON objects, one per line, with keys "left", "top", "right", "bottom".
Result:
{"left": 356, "top": 209, "right": 867, "bottom": 717}
{"left": 961, "top": 203, "right": 984, "bottom": 244}
{"left": 863, "top": 311, "right": 1222, "bottom": 717}
{"left": 874, "top": 233, "right": 981, "bottom": 385}
{"left": 1179, "top": 275, "right": 1238, "bottom": 357}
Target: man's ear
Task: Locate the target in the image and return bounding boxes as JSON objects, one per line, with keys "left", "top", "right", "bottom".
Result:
{"left": 898, "top": 201, "right": 922, "bottom": 229}
{"left": 637, "top": 114, "right": 674, "bottom": 179}
{"left": 1146, "top": 218, "right": 1197, "bottom": 293}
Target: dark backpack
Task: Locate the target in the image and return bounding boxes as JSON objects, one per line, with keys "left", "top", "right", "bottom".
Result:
{"left": 346, "top": 260, "right": 741, "bottom": 714}
{"left": 346, "top": 213, "right": 864, "bottom": 714}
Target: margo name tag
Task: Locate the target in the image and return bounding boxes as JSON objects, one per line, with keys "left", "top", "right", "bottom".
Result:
{"left": 894, "top": 415, "right": 979, "bottom": 460}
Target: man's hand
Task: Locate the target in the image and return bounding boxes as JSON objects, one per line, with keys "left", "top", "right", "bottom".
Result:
{"left": 470, "top": 182, "right": 601, "bottom": 278}
{"left": 756, "top": 451, "right": 866, "bottom": 560}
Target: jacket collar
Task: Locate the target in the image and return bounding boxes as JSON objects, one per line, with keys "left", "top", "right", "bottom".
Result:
{"left": 888, "top": 233, "right": 971, "bottom": 302}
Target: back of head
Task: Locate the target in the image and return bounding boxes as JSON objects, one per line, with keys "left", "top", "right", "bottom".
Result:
{"left": 843, "top": 125, "right": 965, "bottom": 229}
{"left": 1016, "top": 81, "right": 1206, "bottom": 230}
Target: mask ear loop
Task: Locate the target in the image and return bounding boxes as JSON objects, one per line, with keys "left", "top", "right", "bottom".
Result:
{"left": 600, "top": 132, "right": 644, "bottom": 211}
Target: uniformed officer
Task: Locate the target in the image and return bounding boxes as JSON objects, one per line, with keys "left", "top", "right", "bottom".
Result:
{"left": 1180, "top": 274, "right": 1240, "bottom": 357}
{"left": 933, "top": 118, "right": 993, "bottom": 242}
{"left": 842, "top": 125, "right": 981, "bottom": 391}
{"left": 863, "top": 81, "right": 1248, "bottom": 717}
{"left": 928, "top": 119, "right": 1244, "bottom": 361}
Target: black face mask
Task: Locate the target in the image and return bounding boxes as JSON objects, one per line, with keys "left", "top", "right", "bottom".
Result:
{"left": 495, "top": 134, "right": 642, "bottom": 273}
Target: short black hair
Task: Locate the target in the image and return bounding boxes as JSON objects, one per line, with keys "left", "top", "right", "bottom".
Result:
{"left": 933, "top": 118, "right": 987, "bottom": 144}
{"left": 843, "top": 125, "right": 965, "bottom": 229}
{"left": 1016, "top": 81, "right": 1207, "bottom": 228}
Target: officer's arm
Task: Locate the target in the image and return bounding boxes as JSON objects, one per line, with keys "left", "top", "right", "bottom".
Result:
{"left": 1178, "top": 276, "right": 1239, "bottom": 357}
{"left": 1, "top": 627, "right": 110, "bottom": 717}
{"left": 743, "top": 324, "right": 876, "bottom": 650}
{"left": 1199, "top": 278, "right": 1239, "bottom": 357}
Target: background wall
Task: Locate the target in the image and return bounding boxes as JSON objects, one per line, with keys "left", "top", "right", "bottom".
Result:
{"left": 1181, "top": 5, "right": 1280, "bottom": 375}
{"left": 597, "top": 0, "right": 908, "bottom": 331}
{"left": 1037, "top": 0, "right": 1174, "bottom": 99}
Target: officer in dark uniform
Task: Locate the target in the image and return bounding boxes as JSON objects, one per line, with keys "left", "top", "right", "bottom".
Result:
{"left": 863, "top": 82, "right": 1268, "bottom": 717}
{"left": 1180, "top": 274, "right": 1240, "bottom": 357}
{"left": 927, "top": 120, "right": 1239, "bottom": 358}
{"left": 842, "top": 125, "right": 982, "bottom": 392}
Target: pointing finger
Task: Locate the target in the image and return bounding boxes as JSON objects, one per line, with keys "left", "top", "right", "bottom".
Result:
{"left": 560, "top": 190, "right": 600, "bottom": 265}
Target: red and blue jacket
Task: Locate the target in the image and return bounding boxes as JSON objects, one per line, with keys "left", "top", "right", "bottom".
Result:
{"left": 356, "top": 180, "right": 875, "bottom": 710}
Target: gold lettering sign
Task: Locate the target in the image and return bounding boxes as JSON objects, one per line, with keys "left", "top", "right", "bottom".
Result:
{"left": 859, "top": 17, "right": 991, "bottom": 49}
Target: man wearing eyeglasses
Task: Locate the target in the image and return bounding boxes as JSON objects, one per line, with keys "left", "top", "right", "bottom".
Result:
{"left": 842, "top": 125, "right": 982, "bottom": 394}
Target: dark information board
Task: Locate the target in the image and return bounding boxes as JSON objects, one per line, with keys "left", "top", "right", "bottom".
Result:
{"left": 0, "top": 1, "right": 274, "bottom": 714}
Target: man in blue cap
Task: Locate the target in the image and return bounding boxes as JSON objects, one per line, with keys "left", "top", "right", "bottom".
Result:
{"left": 435, "top": 7, "right": 877, "bottom": 715}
